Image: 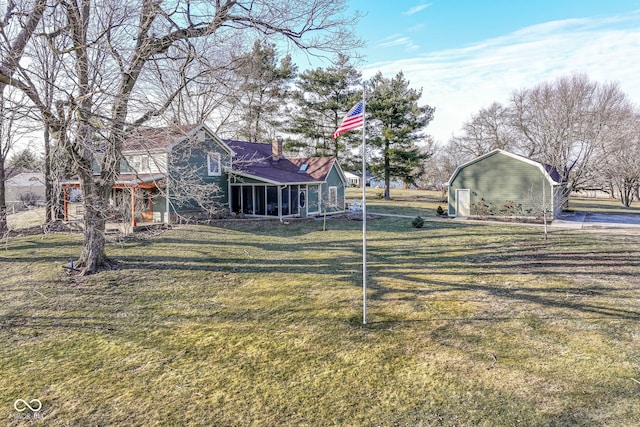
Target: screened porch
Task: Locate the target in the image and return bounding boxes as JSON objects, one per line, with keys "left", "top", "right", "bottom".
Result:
{"left": 230, "top": 183, "right": 320, "bottom": 218}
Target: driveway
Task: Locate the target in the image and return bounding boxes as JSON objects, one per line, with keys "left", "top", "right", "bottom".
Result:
{"left": 552, "top": 211, "right": 640, "bottom": 229}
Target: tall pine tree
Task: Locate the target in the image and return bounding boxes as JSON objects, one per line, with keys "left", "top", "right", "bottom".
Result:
{"left": 288, "top": 55, "right": 361, "bottom": 165}
{"left": 233, "top": 41, "right": 297, "bottom": 142}
{"left": 367, "top": 71, "right": 435, "bottom": 199}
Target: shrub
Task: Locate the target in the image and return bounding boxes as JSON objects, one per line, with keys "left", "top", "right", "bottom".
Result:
{"left": 20, "top": 191, "right": 42, "bottom": 207}
{"left": 500, "top": 200, "right": 523, "bottom": 216}
{"left": 412, "top": 216, "right": 424, "bottom": 228}
{"left": 471, "top": 198, "right": 495, "bottom": 218}
{"left": 436, "top": 205, "right": 445, "bottom": 216}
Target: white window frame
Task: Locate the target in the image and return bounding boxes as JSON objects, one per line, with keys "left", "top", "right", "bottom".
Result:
{"left": 129, "top": 155, "right": 141, "bottom": 171}
{"left": 328, "top": 186, "right": 338, "bottom": 207}
{"left": 207, "top": 152, "right": 221, "bottom": 176}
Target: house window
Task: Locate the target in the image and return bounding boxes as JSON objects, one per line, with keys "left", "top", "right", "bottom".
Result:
{"left": 207, "top": 152, "right": 221, "bottom": 176}
{"left": 328, "top": 186, "right": 338, "bottom": 207}
{"left": 129, "top": 156, "right": 141, "bottom": 171}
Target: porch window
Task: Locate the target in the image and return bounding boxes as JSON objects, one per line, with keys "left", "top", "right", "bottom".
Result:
{"left": 266, "top": 186, "right": 278, "bottom": 216}
{"left": 255, "top": 186, "right": 266, "bottom": 215}
{"left": 281, "top": 187, "right": 289, "bottom": 216}
{"left": 307, "top": 185, "right": 319, "bottom": 214}
{"left": 231, "top": 186, "right": 241, "bottom": 213}
{"left": 242, "top": 186, "right": 253, "bottom": 214}
{"left": 207, "top": 152, "right": 221, "bottom": 176}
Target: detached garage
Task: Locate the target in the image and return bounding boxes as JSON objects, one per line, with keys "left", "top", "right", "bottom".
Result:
{"left": 448, "top": 149, "right": 564, "bottom": 219}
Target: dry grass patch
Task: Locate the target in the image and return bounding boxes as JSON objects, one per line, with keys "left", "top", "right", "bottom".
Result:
{"left": 1, "top": 219, "right": 639, "bottom": 425}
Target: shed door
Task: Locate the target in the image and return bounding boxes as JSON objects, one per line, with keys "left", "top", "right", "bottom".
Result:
{"left": 456, "top": 189, "right": 471, "bottom": 216}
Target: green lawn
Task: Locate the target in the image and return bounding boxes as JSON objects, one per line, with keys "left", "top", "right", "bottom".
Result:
{"left": 346, "top": 188, "right": 447, "bottom": 217}
{"left": 570, "top": 197, "right": 640, "bottom": 214}
{"left": 1, "top": 212, "right": 640, "bottom": 425}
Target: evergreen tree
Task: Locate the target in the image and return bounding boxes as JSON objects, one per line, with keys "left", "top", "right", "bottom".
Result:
{"left": 367, "top": 71, "right": 435, "bottom": 199}
{"left": 288, "top": 55, "right": 361, "bottom": 164}
{"left": 8, "top": 148, "right": 41, "bottom": 170}
{"left": 234, "top": 41, "right": 297, "bottom": 142}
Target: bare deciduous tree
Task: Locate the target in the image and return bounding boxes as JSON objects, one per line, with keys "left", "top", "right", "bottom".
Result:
{"left": 0, "top": 0, "right": 48, "bottom": 233}
{"left": 450, "top": 101, "right": 516, "bottom": 161}
{"left": 418, "top": 137, "right": 456, "bottom": 201}
{"left": 512, "top": 74, "right": 631, "bottom": 199}
{"left": 595, "top": 109, "right": 640, "bottom": 207}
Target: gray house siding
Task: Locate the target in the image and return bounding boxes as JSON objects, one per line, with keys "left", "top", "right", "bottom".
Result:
{"left": 448, "top": 150, "right": 560, "bottom": 218}
{"left": 322, "top": 166, "right": 347, "bottom": 213}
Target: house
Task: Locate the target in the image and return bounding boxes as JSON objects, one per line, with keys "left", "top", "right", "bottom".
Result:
{"left": 5, "top": 171, "right": 45, "bottom": 210}
{"left": 344, "top": 171, "right": 360, "bottom": 187}
{"left": 447, "top": 149, "right": 564, "bottom": 219}
{"left": 343, "top": 170, "right": 374, "bottom": 188}
{"left": 61, "top": 124, "right": 347, "bottom": 226}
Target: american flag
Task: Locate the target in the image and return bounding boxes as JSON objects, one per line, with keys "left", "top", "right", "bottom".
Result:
{"left": 332, "top": 100, "right": 364, "bottom": 139}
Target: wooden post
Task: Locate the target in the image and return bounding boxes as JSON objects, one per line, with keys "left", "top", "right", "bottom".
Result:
{"left": 130, "top": 187, "right": 137, "bottom": 227}
{"left": 63, "top": 186, "right": 69, "bottom": 221}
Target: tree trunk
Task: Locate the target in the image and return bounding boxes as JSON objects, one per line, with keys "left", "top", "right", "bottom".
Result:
{"left": 562, "top": 186, "right": 571, "bottom": 210}
{"left": 76, "top": 167, "right": 114, "bottom": 274}
{"left": 44, "top": 127, "right": 53, "bottom": 224}
{"left": 0, "top": 164, "right": 7, "bottom": 234}
{"left": 620, "top": 180, "right": 634, "bottom": 208}
{"left": 384, "top": 140, "right": 391, "bottom": 200}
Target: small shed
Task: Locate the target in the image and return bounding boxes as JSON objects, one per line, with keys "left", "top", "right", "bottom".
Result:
{"left": 448, "top": 149, "right": 564, "bottom": 219}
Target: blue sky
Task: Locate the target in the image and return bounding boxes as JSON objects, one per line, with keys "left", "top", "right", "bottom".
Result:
{"left": 343, "top": 0, "right": 640, "bottom": 143}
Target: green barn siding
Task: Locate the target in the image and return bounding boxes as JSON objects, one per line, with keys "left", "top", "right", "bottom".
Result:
{"left": 449, "top": 152, "right": 553, "bottom": 217}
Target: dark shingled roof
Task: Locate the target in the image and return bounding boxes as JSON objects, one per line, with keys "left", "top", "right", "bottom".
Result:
{"left": 225, "top": 140, "right": 337, "bottom": 184}
{"left": 544, "top": 164, "right": 562, "bottom": 183}
{"left": 122, "top": 124, "right": 201, "bottom": 151}
{"left": 117, "top": 125, "right": 339, "bottom": 185}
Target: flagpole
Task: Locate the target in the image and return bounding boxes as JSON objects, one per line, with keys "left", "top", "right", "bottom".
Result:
{"left": 361, "top": 84, "right": 367, "bottom": 325}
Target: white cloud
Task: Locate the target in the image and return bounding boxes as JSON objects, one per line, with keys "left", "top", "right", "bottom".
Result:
{"left": 375, "top": 34, "right": 420, "bottom": 51}
{"left": 363, "top": 12, "right": 640, "bottom": 144}
{"left": 404, "top": 3, "right": 432, "bottom": 16}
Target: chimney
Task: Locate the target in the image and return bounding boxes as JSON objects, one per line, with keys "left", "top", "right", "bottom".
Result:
{"left": 272, "top": 136, "right": 283, "bottom": 162}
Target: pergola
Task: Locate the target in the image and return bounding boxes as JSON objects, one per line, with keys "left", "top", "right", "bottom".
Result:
{"left": 61, "top": 174, "right": 165, "bottom": 227}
